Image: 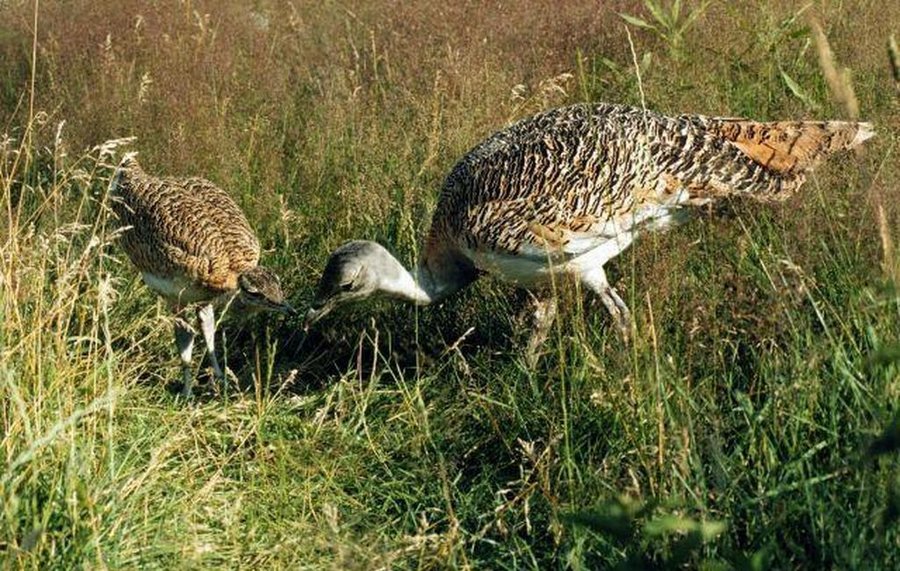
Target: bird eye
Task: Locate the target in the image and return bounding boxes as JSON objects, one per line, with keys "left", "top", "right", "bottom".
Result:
{"left": 340, "top": 282, "right": 354, "bottom": 292}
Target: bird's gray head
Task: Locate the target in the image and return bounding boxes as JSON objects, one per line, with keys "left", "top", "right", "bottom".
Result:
{"left": 304, "top": 240, "right": 402, "bottom": 329}
{"left": 238, "top": 266, "right": 295, "bottom": 315}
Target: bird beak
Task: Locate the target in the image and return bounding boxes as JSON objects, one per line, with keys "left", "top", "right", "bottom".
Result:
{"left": 302, "top": 302, "right": 332, "bottom": 332}
{"left": 279, "top": 300, "right": 298, "bottom": 317}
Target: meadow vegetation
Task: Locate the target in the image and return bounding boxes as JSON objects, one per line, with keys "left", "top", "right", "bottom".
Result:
{"left": 2, "top": 0, "right": 900, "bottom": 568}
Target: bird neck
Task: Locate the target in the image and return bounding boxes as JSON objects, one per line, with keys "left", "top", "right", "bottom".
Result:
{"left": 376, "top": 258, "right": 439, "bottom": 306}
{"left": 373, "top": 244, "right": 474, "bottom": 306}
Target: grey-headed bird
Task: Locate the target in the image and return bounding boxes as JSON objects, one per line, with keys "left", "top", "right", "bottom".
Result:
{"left": 306, "top": 103, "right": 873, "bottom": 343}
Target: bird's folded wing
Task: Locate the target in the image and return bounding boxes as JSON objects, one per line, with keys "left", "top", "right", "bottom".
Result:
{"left": 465, "top": 200, "right": 617, "bottom": 264}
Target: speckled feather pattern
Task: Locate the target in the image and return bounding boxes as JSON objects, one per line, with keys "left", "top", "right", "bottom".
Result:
{"left": 110, "top": 159, "right": 260, "bottom": 298}
{"left": 424, "top": 103, "right": 869, "bottom": 273}
{"left": 305, "top": 102, "right": 871, "bottom": 332}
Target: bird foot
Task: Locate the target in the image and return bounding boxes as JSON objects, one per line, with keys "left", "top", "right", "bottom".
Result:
{"left": 616, "top": 315, "right": 633, "bottom": 344}
{"left": 598, "top": 286, "right": 633, "bottom": 343}
{"left": 209, "top": 366, "right": 239, "bottom": 396}
{"left": 579, "top": 267, "right": 633, "bottom": 343}
{"left": 178, "top": 365, "right": 194, "bottom": 399}
{"left": 522, "top": 295, "right": 559, "bottom": 369}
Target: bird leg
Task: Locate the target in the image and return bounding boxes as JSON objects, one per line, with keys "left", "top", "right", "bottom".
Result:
{"left": 174, "top": 317, "right": 196, "bottom": 398}
{"left": 197, "top": 303, "right": 227, "bottom": 391}
{"left": 522, "top": 294, "right": 559, "bottom": 369}
{"left": 581, "top": 267, "right": 633, "bottom": 341}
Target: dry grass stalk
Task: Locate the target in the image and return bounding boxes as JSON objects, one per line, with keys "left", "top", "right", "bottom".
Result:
{"left": 878, "top": 204, "right": 898, "bottom": 284}
{"left": 889, "top": 34, "right": 900, "bottom": 96}
{"left": 624, "top": 24, "right": 647, "bottom": 110}
{"left": 810, "top": 19, "right": 859, "bottom": 120}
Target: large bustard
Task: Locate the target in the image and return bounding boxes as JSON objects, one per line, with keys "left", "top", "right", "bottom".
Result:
{"left": 305, "top": 103, "right": 873, "bottom": 339}
{"left": 110, "top": 154, "right": 294, "bottom": 397}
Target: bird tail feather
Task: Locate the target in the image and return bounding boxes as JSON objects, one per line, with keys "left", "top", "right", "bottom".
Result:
{"left": 711, "top": 118, "right": 874, "bottom": 175}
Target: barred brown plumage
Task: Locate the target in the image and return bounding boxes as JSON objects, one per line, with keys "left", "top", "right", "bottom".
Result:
{"left": 109, "top": 153, "right": 295, "bottom": 397}
{"left": 306, "top": 102, "right": 874, "bottom": 343}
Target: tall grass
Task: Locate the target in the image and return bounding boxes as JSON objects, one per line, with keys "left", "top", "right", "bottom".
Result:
{"left": 2, "top": 0, "right": 899, "bottom": 568}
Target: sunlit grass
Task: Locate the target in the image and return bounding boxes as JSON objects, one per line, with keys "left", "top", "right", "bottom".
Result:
{"left": 1, "top": 0, "right": 899, "bottom": 568}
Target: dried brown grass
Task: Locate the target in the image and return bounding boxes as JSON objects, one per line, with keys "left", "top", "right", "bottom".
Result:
{"left": 810, "top": 17, "right": 859, "bottom": 120}
{"left": 2, "top": 2, "right": 900, "bottom": 566}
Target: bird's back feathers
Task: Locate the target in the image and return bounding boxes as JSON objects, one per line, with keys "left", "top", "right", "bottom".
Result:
{"left": 422, "top": 103, "right": 872, "bottom": 279}
{"left": 109, "top": 157, "right": 260, "bottom": 296}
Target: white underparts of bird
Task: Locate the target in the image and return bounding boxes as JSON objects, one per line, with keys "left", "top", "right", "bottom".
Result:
{"left": 305, "top": 102, "right": 874, "bottom": 337}
{"left": 109, "top": 152, "right": 295, "bottom": 397}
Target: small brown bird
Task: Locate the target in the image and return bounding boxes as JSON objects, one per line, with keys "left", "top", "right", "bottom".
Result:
{"left": 305, "top": 103, "right": 874, "bottom": 344}
{"left": 109, "top": 153, "right": 294, "bottom": 397}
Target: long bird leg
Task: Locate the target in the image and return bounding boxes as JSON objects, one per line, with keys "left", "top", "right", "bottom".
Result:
{"left": 197, "top": 303, "right": 227, "bottom": 391}
{"left": 173, "top": 316, "right": 196, "bottom": 398}
{"left": 523, "top": 295, "right": 559, "bottom": 369}
{"left": 581, "top": 267, "right": 633, "bottom": 341}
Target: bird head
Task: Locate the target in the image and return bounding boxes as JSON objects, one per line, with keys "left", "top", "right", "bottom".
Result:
{"left": 120, "top": 151, "right": 140, "bottom": 168}
{"left": 238, "top": 266, "right": 295, "bottom": 316}
{"left": 304, "top": 240, "right": 399, "bottom": 330}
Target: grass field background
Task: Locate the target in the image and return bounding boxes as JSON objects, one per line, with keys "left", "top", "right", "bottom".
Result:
{"left": 2, "top": 0, "right": 900, "bottom": 568}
